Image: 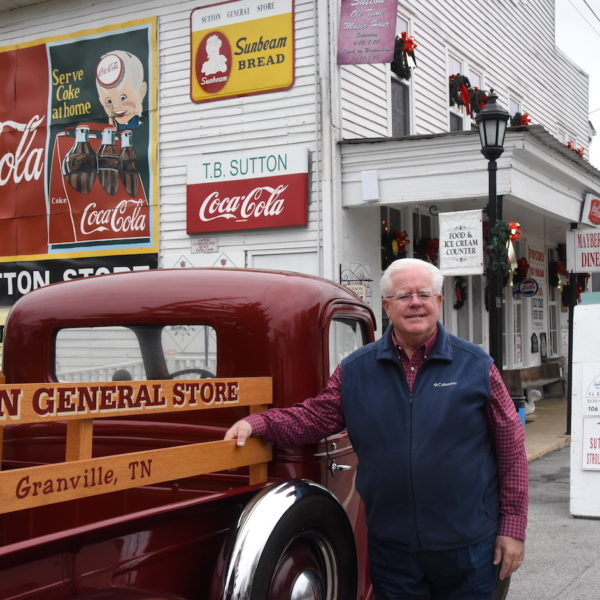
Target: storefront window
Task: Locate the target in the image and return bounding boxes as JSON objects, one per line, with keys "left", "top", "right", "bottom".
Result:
{"left": 444, "top": 275, "right": 485, "bottom": 348}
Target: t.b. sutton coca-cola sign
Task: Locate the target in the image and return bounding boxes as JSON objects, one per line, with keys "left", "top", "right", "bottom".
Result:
{"left": 186, "top": 146, "right": 308, "bottom": 233}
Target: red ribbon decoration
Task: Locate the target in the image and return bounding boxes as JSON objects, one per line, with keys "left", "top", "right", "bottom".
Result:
{"left": 507, "top": 221, "right": 521, "bottom": 241}
{"left": 519, "top": 112, "right": 532, "bottom": 126}
{"left": 401, "top": 31, "right": 418, "bottom": 53}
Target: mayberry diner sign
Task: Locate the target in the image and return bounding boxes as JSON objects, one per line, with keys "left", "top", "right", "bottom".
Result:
{"left": 186, "top": 146, "right": 308, "bottom": 233}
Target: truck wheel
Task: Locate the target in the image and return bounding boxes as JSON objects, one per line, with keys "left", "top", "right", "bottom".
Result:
{"left": 221, "top": 480, "right": 358, "bottom": 600}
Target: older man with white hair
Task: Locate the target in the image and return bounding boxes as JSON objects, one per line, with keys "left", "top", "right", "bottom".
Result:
{"left": 226, "top": 257, "right": 528, "bottom": 599}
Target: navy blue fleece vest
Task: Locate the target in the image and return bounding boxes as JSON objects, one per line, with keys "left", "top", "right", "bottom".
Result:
{"left": 341, "top": 324, "right": 498, "bottom": 551}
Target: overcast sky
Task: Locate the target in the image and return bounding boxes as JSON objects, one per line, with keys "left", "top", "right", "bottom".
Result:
{"left": 555, "top": 0, "right": 600, "bottom": 168}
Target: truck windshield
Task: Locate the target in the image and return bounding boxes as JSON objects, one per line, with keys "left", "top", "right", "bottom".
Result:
{"left": 54, "top": 324, "right": 216, "bottom": 382}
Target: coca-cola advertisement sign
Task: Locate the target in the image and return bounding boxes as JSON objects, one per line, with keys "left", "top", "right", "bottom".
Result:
{"left": 0, "top": 18, "right": 158, "bottom": 263}
{"left": 582, "top": 193, "right": 600, "bottom": 227}
{"left": 186, "top": 146, "right": 308, "bottom": 233}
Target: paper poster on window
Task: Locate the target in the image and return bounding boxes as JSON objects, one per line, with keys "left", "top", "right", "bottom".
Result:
{"left": 0, "top": 18, "right": 158, "bottom": 263}
{"left": 527, "top": 241, "right": 547, "bottom": 329}
{"left": 438, "top": 209, "right": 484, "bottom": 275}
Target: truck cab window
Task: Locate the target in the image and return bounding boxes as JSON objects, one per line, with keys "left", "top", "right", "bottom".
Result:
{"left": 55, "top": 324, "right": 216, "bottom": 382}
{"left": 329, "top": 318, "right": 366, "bottom": 375}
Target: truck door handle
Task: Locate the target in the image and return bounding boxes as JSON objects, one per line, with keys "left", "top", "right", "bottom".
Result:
{"left": 329, "top": 461, "right": 352, "bottom": 476}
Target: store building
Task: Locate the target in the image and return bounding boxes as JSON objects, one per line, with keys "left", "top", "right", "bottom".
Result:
{"left": 1, "top": 0, "right": 599, "bottom": 382}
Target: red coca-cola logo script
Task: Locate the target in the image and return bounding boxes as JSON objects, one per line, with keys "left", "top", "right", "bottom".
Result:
{"left": 81, "top": 199, "right": 147, "bottom": 235}
{"left": 199, "top": 185, "right": 287, "bottom": 222}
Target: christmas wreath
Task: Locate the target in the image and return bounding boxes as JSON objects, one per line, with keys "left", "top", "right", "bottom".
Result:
{"left": 548, "top": 259, "right": 568, "bottom": 288}
{"left": 561, "top": 273, "right": 589, "bottom": 305}
{"left": 510, "top": 112, "right": 532, "bottom": 127}
{"left": 391, "top": 32, "right": 417, "bottom": 80}
{"left": 487, "top": 221, "right": 511, "bottom": 282}
{"left": 392, "top": 230, "right": 410, "bottom": 256}
{"left": 449, "top": 74, "right": 472, "bottom": 114}
{"left": 469, "top": 87, "right": 488, "bottom": 116}
{"left": 453, "top": 276, "right": 468, "bottom": 310}
{"left": 414, "top": 237, "right": 439, "bottom": 264}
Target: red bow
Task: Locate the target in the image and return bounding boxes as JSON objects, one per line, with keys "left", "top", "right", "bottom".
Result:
{"left": 401, "top": 31, "right": 417, "bottom": 53}
{"left": 507, "top": 221, "right": 521, "bottom": 241}
{"left": 519, "top": 112, "right": 532, "bottom": 126}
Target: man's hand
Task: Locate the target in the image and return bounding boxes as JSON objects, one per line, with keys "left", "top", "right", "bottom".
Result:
{"left": 494, "top": 535, "right": 525, "bottom": 580}
{"left": 224, "top": 419, "right": 253, "bottom": 447}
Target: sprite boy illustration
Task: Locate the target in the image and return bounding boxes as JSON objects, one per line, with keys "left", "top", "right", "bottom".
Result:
{"left": 96, "top": 50, "right": 147, "bottom": 130}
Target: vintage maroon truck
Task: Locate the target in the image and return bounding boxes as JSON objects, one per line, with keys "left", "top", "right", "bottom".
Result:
{"left": 0, "top": 267, "right": 376, "bottom": 599}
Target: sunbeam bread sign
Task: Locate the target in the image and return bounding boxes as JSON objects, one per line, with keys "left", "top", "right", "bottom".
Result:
{"left": 190, "top": 0, "right": 295, "bottom": 103}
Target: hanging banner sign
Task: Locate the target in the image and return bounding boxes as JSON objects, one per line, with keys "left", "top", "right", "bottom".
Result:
{"left": 337, "top": 0, "right": 398, "bottom": 65}
{"left": 186, "top": 145, "right": 308, "bottom": 233}
{"left": 566, "top": 227, "right": 600, "bottom": 273}
{"left": 438, "top": 209, "right": 484, "bottom": 275}
{"left": 581, "top": 193, "right": 600, "bottom": 228}
{"left": 190, "top": 0, "right": 294, "bottom": 103}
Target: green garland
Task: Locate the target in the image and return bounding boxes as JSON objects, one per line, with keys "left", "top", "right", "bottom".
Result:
{"left": 487, "top": 221, "right": 510, "bottom": 278}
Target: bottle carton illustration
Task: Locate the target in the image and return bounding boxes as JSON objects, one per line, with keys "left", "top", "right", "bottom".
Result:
{"left": 49, "top": 122, "right": 150, "bottom": 249}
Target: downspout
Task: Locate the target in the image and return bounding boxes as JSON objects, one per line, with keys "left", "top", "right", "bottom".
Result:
{"left": 315, "top": 0, "right": 338, "bottom": 279}
{"left": 314, "top": 0, "right": 323, "bottom": 275}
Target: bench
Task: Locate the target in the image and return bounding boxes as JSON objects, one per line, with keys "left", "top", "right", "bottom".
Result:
{"left": 501, "top": 361, "right": 565, "bottom": 399}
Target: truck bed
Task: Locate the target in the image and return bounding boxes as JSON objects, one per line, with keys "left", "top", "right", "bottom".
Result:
{"left": 0, "top": 481, "right": 259, "bottom": 599}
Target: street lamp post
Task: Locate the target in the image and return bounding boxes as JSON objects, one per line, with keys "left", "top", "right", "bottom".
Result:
{"left": 476, "top": 90, "right": 509, "bottom": 372}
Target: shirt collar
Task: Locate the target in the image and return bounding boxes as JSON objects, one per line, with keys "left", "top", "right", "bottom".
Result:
{"left": 392, "top": 326, "right": 438, "bottom": 359}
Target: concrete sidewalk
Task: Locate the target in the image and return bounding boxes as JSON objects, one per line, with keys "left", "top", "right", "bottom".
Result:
{"left": 524, "top": 396, "right": 570, "bottom": 462}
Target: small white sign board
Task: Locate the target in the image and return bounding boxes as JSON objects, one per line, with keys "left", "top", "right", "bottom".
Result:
{"left": 570, "top": 303, "right": 600, "bottom": 517}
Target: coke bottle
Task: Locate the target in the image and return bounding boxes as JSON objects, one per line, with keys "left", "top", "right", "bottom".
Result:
{"left": 61, "top": 125, "right": 97, "bottom": 194}
{"left": 119, "top": 130, "right": 139, "bottom": 197}
{"left": 97, "top": 128, "right": 120, "bottom": 195}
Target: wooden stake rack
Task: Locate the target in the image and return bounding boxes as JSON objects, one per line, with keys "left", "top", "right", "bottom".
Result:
{"left": 0, "top": 376, "right": 272, "bottom": 515}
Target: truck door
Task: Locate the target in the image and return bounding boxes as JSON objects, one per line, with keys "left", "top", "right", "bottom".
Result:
{"left": 323, "top": 306, "right": 375, "bottom": 592}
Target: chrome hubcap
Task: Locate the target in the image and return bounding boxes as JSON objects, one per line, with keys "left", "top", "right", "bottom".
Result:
{"left": 290, "top": 569, "right": 324, "bottom": 600}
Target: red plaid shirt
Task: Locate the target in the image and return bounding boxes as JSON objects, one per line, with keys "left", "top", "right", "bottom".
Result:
{"left": 247, "top": 329, "right": 528, "bottom": 541}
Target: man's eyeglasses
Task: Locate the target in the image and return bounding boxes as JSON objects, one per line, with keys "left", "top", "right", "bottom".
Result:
{"left": 384, "top": 290, "right": 437, "bottom": 303}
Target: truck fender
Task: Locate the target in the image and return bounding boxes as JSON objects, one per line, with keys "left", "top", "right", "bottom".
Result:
{"left": 219, "top": 479, "right": 358, "bottom": 600}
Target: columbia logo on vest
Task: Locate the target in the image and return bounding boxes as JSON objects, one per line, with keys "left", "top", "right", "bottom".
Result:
{"left": 433, "top": 381, "right": 457, "bottom": 387}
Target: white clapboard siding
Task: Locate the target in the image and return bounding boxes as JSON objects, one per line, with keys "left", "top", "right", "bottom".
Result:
{"left": 340, "top": 64, "right": 390, "bottom": 138}
{"left": 338, "top": 0, "right": 589, "bottom": 152}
